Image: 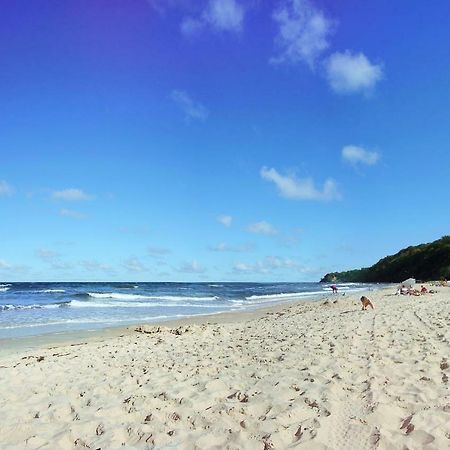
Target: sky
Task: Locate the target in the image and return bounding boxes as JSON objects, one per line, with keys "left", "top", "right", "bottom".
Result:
{"left": 1, "top": 0, "right": 450, "bottom": 282}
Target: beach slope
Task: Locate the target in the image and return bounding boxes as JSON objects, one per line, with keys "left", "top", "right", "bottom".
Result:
{"left": 0, "top": 287, "right": 449, "bottom": 449}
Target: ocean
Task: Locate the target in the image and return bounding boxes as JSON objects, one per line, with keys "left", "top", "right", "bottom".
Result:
{"left": 0, "top": 281, "right": 379, "bottom": 338}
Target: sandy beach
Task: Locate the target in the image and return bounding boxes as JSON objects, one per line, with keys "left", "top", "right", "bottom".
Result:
{"left": 0, "top": 286, "right": 449, "bottom": 449}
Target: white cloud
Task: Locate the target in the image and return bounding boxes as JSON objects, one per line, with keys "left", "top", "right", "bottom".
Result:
{"left": 247, "top": 221, "right": 278, "bottom": 236}
{"left": 81, "top": 260, "right": 114, "bottom": 273}
{"left": 342, "top": 145, "right": 380, "bottom": 167}
{"left": 123, "top": 257, "right": 147, "bottom": 273}
{"left": 36, "top": 248, "right": 60, "bottom": 262}
{"left": 208, "top": 242, "right": 254, "bottom": 252}
{"left": 147, "top": 246, "right": 171, "bottom": 257}
{"left": 261, "top": 167, "right": 341, "bottom": 201}
{"left": 59, "top": 208, "right": 86, "bottom": 220}
{"left": 177, "top": 260, "right": 205, "bottom": 273}
{"left": 271, "top": 0, "right": 334, "bottom": 68}
{"left": 49, "top": 260, "right": 74, "bottom": 270}
{"left": 36, "top": 248, "right": 73, "bottom": 270}
{"left": 171, "top": 90, "right": 209, "bottom": 122}
{"left": 204, "top": 0, "right": 244, "bottom": 32}
{"left": 325, "top": 51, "right": 383, "bottom": 94}
{"left": 52, "top": 188, "right": 93, "bottom": 201}
{"left": 217, "top": 214, "right": 232, "bottom": 227}
{"left": 0, "top": 259, "right": 12, "bottom": 270}
{"left": 0, "top": 180, "right": 13, "bottom": 196}
{"left": 0, "top": 259, "right": 29, "bottom": 274}
{"left": 181, "top": 0, "right": 244, "bottom": 36}
{"left": 233, "top": 256, "right": 310, "bottom": 274}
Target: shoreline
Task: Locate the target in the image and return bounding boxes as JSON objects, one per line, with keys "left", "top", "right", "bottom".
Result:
{"left": 0, "top": 289, "right": 345, "bottom": 358}
{"left": 0, "top": 284, "right": 449, "bottom": 448}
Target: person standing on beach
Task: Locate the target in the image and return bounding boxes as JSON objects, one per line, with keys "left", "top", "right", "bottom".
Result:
{"left": 331, "top": 284, "right": 338, "bottom": 294}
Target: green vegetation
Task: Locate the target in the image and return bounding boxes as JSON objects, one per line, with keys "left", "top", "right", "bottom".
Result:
{"left": 320, "top": 236, "right": 450, "bottom": 283}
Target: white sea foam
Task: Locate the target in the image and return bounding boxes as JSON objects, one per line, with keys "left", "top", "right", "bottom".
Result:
{"left": 0, "top": 303, "right": 66, "bottom": 311}
{"left": 244, "top": 291, "right": 325, "bottom": 301}
{"left": 0, "top": 287, "right": 10, "bottom": 292}
{"left": 41, "top": 289, "right": 66, "bottom": 293}
{"left": 70, "top": 300, "right": 223, "bottom": 309}
{"left": 86, "top": 292, "right": 218, "bottom": 301}
{"left": 0, "top": 284, "right": 12, "bottom": 287}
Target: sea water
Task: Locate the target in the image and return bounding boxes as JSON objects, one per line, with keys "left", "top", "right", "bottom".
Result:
{"left": 0, "top": 282, "right": 379, "bottom": 338}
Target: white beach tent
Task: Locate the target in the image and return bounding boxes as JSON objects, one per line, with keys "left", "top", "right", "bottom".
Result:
{"left": 401, "top": 278, "right": 416, "bottom": 289}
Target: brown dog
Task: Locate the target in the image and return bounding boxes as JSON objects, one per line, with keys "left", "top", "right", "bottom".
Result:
{"left": 360, "top": 296, "right": 374, "bottom": 310}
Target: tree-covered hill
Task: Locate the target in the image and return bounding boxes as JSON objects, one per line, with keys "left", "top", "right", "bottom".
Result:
{"left": 321, "top": 236, "right": 450, "bottom": 283}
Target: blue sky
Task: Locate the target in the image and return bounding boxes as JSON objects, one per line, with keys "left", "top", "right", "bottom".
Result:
{"left": 1, "top": 0, "right": 450, "bottom": 282}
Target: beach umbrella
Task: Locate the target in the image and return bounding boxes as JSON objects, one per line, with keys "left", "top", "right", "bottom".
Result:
{"left": 401, "top": 278, "right": 415, "bottom": 289}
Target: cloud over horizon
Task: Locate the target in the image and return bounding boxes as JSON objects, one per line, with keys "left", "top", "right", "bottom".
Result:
{"left": 123, "top": 257, "right": 147, "bottom": 273}
{"left": 261, "top": 167, "right": 341, "bottom": 201}
{"left": 233, "top": 256, "right": 311, "bottom": 275}
{"left": 177, "top": 260, "right": 205, "bottom": 274}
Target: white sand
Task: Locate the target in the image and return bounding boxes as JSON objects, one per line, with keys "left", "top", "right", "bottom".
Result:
{"left": 0, "top": 286, "right": 449, "bottom": 449}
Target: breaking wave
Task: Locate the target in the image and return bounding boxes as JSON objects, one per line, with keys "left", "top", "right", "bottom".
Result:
{"left": 86, "top": 292, "right": 219, "bottom": 302}
{"left": 0, "top": 302, "right": 70, "bottom": 311}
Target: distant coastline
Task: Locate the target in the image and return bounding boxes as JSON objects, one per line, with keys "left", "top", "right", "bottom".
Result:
{"left": 321, "top": 236, "right": 450, "bottom": 283}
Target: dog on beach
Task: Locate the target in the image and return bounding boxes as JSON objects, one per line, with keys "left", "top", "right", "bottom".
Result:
{"left": 360, "top": 296, "right": 374, "bottom": 310}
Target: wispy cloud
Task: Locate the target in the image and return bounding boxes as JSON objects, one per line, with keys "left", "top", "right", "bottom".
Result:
{"left": 181, "top": 0, "right": 245, "bottom": 36}
{"left": 208, "top": 242, "right": 254, "bottom": 252}
{"left": 49, "top": 260, "right": 74, "bottom": 270}
{"left": 217, "top": 214, "right": 233, "bottom": 227}
{"left": 247, "top": 221, "right": 278, "bottom": 236}
{"left": 324, "top": 51, "right": 383, "bottom": 94}
{"left": 271, "top": 0, "right": 334, "bottom": 68}
{"left": 59, "top": 208, "right": 86, "bottom": 220}
{"left": 261, "top": 167, "right": 341, "bottom": 201}
{"left": 52, "top": 188, "right": 93, "bottom": 201}
{"left": 81, "top": 260, "right": 115, "bottom": 274}
{"left": 0, "top": 259, "right": 29, "bottom": 274}
{"left": 36, "top": 248, "right": 73, "bottom": 270}
{"left": 177, "top": 260, "right": 205, "bottom": 274}
{"left": 123, "top": 257, "right": 147, "bottom": 273}
{"left": 0, "top": 260, "right": 11, "bottom": 270}
{"left": 147, "top": 246, "right": 171, "bottom": 257}
{"left": 36, "top": 248, "right": 60, "bottom": 262}
{"left": 342, "top": 145, "right": 380, "bottom": 167}
{"left": 146, "top": 0, "right": 184, "bottom": 15}
{"left": 204, "top": 0, "right": 244, "bottom": 32}
{"left": 171, "top": 90, "right": 209, "bottom": 122}
{"left": 233, "top": 256, "right": 310, "bottom": 274}
{"left": 0, "top": 180, "right": 14, "bottom": 196}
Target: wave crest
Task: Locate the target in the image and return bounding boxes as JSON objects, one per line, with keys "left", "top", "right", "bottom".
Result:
{"left": 86, "top": 292, "right": 218, "bottom": 302}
